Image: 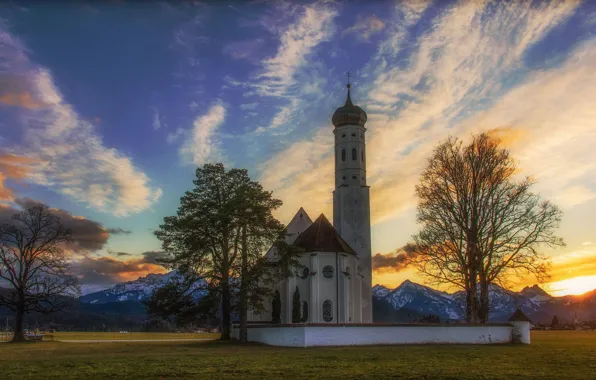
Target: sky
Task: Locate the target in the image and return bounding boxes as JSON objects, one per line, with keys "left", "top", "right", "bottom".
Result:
{"left": 1, "top": 0, "right": 595, "bottom": 296}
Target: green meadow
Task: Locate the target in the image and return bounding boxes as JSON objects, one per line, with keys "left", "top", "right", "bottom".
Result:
{"left": 1, "top": 331, "right": 594, "bottom": 379}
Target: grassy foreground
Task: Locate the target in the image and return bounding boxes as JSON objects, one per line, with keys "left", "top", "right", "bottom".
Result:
{"left": 1, "top": 331, "right": 594, "bottom": 379}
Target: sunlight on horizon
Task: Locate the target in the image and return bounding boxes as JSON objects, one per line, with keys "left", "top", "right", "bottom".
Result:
{"left": 545, "top": 274, "right": 596, "bottom": 297}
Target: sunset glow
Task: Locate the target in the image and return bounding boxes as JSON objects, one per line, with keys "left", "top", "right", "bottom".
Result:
{"left": 0, "top": 1, "right": 595, "bottom": 294}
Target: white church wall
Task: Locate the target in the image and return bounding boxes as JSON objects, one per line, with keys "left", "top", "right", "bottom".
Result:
{"left": 233, "top": 323, "right": 528, "bottom": 347}
{"left": 316, "top": 252, "right": 339, "bottom": 323}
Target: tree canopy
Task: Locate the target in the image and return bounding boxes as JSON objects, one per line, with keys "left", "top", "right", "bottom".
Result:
{"left": 411, "top": 133, "right": 564, "bottom": 323}
{"left": 0, "top": 203, "right": 79, "bottom": 342}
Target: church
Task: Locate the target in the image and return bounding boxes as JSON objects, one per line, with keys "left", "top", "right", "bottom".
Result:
{"left": 249, "top": 81, "right": 373, "bottom": 324}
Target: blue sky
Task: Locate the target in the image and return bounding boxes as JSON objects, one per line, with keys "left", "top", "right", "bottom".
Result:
{"left": 1, "top": 1, "right": 596, "bottom": 295}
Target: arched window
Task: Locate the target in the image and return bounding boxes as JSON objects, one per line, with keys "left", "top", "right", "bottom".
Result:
{"left": 352, "top": 148, "right": 357, "bottom": 160}
{"left": 361, "top": 150, "right": 364, "bottom": 162}
{"left": 341, "top": 149, "right": 346, "bottom": 161}
{"left": 323, "top": 300, "right": 333, "bottom": 322}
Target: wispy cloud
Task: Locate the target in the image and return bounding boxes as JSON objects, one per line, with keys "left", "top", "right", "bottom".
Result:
{"left": 259, "top": 0, "right": 585, "bottom": 229}
{"left": 0, "top": 153, "right": 36, "bottom": 201}
{"left": 180, "top": 100, "right": 227, "bottom": 165}
{"left": 342, "top": 15, "right": 385, "bottom": 41}
{"left": 0, "top": 30, "right": 163, "bottom": 216}
{"left": 253, "top": 3, "right": 337, "bottom": 98}
{"left": 152, "top": 106, "right": 162, "bottom": 130}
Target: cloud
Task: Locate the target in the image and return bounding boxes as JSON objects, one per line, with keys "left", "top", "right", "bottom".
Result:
{"left": 72, "top": 252, "right": 168, "bottom": 292}
{"left": 252, "top": 3, "right": 337, "bottom": 98}
{"left": 372, "top": 245, "right": 418, "bottom": 273}
{"left": 342, "top": 15, "right": 385, "bottom": 41}
{"left": 0, "top": 153, "right": 37, "bottom": 201}
{"left": 259, "top": 0, "right": 585, "bottom": 227}
{"left": 222, "top": 38, "right": 265, "bottom": 61}
{"left": 0, "top": 28, "right": 162, "bottom": 216}
{"left": 142, "top": 250, "right": 169, "bottom": 265}
{"left": 179, "top": 100, "right": 227, "bottom": 165}
{"left": 0, "top": 91, "right": 44, "bottom": 109}
{"left": 240, "top": 102, "right": 258, "bottom": 110}
{"left": 152, "top": 106, "right": 162, "bottom": 130}
{"left": 0, "top": 198, "right": 126, "bottom": 252}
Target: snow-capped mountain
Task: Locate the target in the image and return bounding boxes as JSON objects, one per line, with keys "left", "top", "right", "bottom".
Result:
{"left": 80, "top": 271, "right": 205, "bottom": 304}
{"left": 382, "top": 280, "right": 462, "bottom": 321}
{"left": 374, "top": 280, "right": 596, "bottom": 323}
{"left": 372, "top": 284, "right": 391, "bottom": 299}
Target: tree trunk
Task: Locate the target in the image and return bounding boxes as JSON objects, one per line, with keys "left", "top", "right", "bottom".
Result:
{"left": 12, "top": 304, "right": 26, "bottom": 343}
{"left": 220, "top": 280, "right": 231, "bottom": 340}
{"left": 478, "top": 276, "right": 490, "bottom": 324}
{"left": 465, "top": 285, "right": 479, "bottom": 324}
{"left": 239, "top": 225, "right": 249, "bottom": 343}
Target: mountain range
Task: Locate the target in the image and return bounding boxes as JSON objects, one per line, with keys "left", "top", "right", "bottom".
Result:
{"left": 373, "top": 280, "right": 596, "bottom": 324}
{"left": 3, "top": 272, "right": 595, "bottom": 329}
{"left": 80, "top": 271, "right": 596, "bottom": 324}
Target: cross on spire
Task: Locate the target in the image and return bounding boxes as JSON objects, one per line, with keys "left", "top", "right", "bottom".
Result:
{"left": 346, "top": 71, "right": 351, "bottom": 87}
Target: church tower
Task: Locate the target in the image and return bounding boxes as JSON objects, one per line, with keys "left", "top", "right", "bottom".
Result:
{"left": 332, "top": 79, "right": 372, "bottom": 323}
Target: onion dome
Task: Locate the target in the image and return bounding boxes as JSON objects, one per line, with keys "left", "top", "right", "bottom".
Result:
{"left": 332, "top": 84, "right": 367, "bottom": 128}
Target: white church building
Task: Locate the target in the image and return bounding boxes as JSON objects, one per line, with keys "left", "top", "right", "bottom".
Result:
{"left": 248, "top": 81, "right": 373, "bottom": 324}
{"left": 236, "top": 83, "right": 532, "bottom": 346}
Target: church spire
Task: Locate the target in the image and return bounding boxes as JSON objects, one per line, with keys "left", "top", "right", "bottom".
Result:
{"left": 332, "top": 72, "right": 367, "bottom": 128}
{"left": 345, "top": 71, "right": 353, "bottom": 106}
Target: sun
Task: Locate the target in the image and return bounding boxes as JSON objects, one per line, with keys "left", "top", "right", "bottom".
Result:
{"left": 546, "top": 275, "right": 596, "bottom": 297}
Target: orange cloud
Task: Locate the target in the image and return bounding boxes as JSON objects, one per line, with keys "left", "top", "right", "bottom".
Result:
{"left": 0, "top": 91, "right": 43, "bottom": 109}
{"left": 0, "top": 154, "right": 38, "bottom": 201}
{"left": 72, "top": 253, "right": 168, "bottom": 287}
{"left": 485, "top": 127, "right": 527, "bottom": 148}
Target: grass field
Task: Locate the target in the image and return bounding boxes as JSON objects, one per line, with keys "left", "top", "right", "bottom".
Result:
{"left": 0, "top": 331, "right": 220, "bottom": 342}
{"left": 1, "top": 331, "right": 595, "bottom": 379}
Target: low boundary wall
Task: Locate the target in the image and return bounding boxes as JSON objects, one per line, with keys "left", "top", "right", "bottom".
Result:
{"left": 231, "top": 322, "right": 531, "bottom": 347}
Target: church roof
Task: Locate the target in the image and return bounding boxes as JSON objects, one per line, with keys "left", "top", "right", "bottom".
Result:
{"left": 332, "top": 84, "right": 367, "bottom": 128}
{"left": 293, "top": 214, "right": 357, "bottom": 255}
{"left": 265, "top": 208, "right": 313, "bottom": 261}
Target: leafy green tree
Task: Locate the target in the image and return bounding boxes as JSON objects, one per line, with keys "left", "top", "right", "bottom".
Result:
{"left": 155, "top": 163, "right": 300, "bottom": 340}
{"left": 551, "top": 315, "right": 559, "bottom": 327}
{"left": 144, "top": 276, "right": 219, "bottom": 328}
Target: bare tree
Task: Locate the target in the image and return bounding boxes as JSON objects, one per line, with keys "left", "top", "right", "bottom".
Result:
{"left": 411, "top": 133, "right": 564, "bottom": 323}
{"left": 0, "top": 203, "right": 79, "bottom": 342}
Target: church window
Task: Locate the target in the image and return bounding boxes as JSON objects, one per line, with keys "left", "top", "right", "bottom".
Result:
{"left": 351, "top": 133, "right": 356, "bottom": 137}
{"left": 300, "top": 267, "right": 310, "bottom": 279}
{"left": 342, "top": 176, "right": 346, "bottom": 180}
{"left": 322, "top": 265, "right": 334, "bottom": 278}
{"left": 352, "top": 176, "right": 356, "bottom": 179}
{"left": 323, "top": 300, "right": 333, "bottom": 322}
{"left": 360, "top": 134, "right": 363, "bottom": 139}
{"left": 341, "top": 134, "right": 346, "bottom": 138}
{"left": 361, "top": 150, "right": 364, "bottom": 162}
{"left": 352, "top": 148, "right": 357, "bottom": 160}
{"left": 341, "top": 149, "right": 346, "bottom": 161}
